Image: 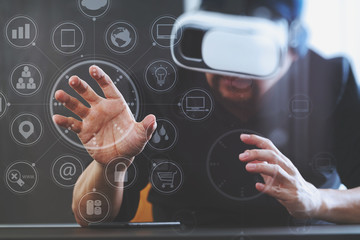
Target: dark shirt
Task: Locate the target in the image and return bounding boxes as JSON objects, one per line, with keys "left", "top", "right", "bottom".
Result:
{"left": 115, "top": 50, "right": 360, "bottom": 226}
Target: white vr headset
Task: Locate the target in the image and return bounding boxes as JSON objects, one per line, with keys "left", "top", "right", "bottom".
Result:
{"left": 170, "top": 11, "right": 289, "bottom": 80}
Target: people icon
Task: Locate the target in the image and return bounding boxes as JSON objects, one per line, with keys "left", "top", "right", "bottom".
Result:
{"left": 16, "top": 78, "right": 26, "bottom": 89}
{"left": 27, "top": 78, "right": 36, "bottom": 89}
{"left": 21, "top": 66, "right": 31, "bottom": 78}
{"left": 15, "top": 65, "right": 38, "bottom": 91}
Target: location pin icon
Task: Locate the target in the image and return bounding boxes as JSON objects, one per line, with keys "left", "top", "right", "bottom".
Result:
{"left": 19, "top": 121, "right": 34, "bottom": 139}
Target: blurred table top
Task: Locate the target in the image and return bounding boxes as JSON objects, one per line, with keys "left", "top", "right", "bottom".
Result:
{"left": 1, "top": 224, "right": 360, "bottom": 240}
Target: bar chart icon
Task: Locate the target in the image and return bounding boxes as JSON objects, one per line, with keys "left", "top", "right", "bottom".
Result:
{"left": 11, "top": 24, "right": 31, "bottom": 40}
{"left": 6, "top": 16, "right": 37, "bottom": 48}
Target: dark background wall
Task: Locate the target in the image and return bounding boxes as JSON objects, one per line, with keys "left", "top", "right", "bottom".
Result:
{"left": 0, "top": 0, "right": 183, "bottom": 224}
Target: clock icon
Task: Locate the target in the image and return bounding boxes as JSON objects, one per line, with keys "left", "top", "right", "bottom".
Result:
{"left": 207, "top": 129, "right": 264, "bottom": 201}
{"left": 49, "top": 59, "right": 140, "bottom": 150}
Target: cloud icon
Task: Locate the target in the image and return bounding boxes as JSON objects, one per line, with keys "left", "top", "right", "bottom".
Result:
{"left": 81, "top": 0, "right": 108, "bottom": 11}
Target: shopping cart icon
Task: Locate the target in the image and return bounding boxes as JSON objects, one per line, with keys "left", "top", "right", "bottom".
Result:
{"left": 157, "top": 171, "right": 177, "bottom": 188}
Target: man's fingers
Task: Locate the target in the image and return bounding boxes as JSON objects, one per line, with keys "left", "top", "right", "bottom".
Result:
{"left": 255, "top": 183, "right": 288, "bottom": 201}
{"left": 239, "top": 149, "right": 293, "bottom": 174}
{"left": 240, "top": 134, "right": 278, "bottom": 152}
{"left": 89, "top": 65, "right": 124, "bottom": 99}
{"left": 55, "top": 90, "right": 90, "bottom": 119}
{"left": 239, "top": 149, "right": 278, "bottom": 164}
{"left": 69, "top": 75, "right": 101, "bottom": 104}
{"left": 52, "top": 114, "right": 82, "bottom": 133}
{"left": 245, "top": 162, "right": 290, "bottom": 183}
{"left": 140, "top": 114, "right": 157, "bottom": 141}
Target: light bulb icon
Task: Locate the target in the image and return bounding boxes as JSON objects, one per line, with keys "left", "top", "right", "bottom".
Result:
{"left": 154, "top": 66, "right": 167, "bottom": 86}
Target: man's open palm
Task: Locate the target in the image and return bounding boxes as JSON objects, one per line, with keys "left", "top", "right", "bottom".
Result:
{"left": 53, "top": 65, "right": 156, "bottom": 165}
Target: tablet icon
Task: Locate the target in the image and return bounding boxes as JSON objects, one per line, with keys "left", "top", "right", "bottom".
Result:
{"left": 5, "top": 15, "right": 37, "bottom": 48}
{"left": 61, "top": 29, "right": 75, "bottom": 47}
{"left": 52, "top": 22, "right": 84, "bottom": 55}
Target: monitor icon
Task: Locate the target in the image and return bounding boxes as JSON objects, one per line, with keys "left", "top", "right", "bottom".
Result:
{"left": 291, "top": 99, "right": 310, "bottom": 113}
{"left": 186, "top": 96, "right": 207, "bottom": 112}
{"left": 181, "top": 89, "right": 214, "bottom": 121}
{"left": 151, "top": 16, "right": 182, "bottom": 48}
{"left": 156, "top": 24, "right": 176, "bottom": 39}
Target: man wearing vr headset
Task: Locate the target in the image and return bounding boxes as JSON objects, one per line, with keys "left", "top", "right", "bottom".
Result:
{"left": 53, "top": 0, "right": 360, "bottom": 226}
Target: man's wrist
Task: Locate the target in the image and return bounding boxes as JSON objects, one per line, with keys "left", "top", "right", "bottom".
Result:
{"left": 312, "top": 189, "right": 329, "bottom": 219}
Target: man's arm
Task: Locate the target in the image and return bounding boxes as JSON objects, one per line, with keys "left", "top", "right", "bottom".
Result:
{"left": 72, "top": 160, "right": 128, "bottom": 227}
{"left": 316, "top": 188, "right": 360, "bottom": 223}
{"left": 53, "top": 66, "right": 157, "bottom": 226}
{"left": 239, "top": 134, "right": 360, "bottom": 223}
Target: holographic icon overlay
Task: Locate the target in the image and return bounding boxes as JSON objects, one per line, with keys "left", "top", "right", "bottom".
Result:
{"left": 105, "top": 21, "right": 137, "bottom": 54}
{"left": 151, "top": 160, "right": 183, "bottom": 194}
{"left": 150, "top": 16, "right": 182, "bottom": 48}
{"left": 104, "top": 157, "right": 137, "bottom": 189}
{"left": 181, "top": 88, "right": 214, "bottom": 121}
{"left": 10, "top": 113, "right": 43, "bottom": 146}
{"left": 52, "top": 22, "right": 85, "bottom": 55}
{"left": 78, "top": 0, "right": 111, "bottom": 19}
{"left": 49, "top": 59, "right": 140, "bottom": 150}
{"left": 5, "top": 161, "right": 38, "bottom": 194}
{"left": 10, "top": 64, "right": 42, "bottom": 96}
{"left": 148, "top": 118, "right": 178, "bottom": 151}
{"left": 0, "top": 92, "right": 8, "bottom": 119}
{"left": 289, "top": 94, "right": 312, "bottom": 119}
{"left": 5, "top": 15, "right": 38, "bottom": 48}
{"left": 51, "top": 155, "right": 84, "bottom": 187}
{"left": 207, "top": 130, "right": 274, "bottom": 201}
{"left": 145, "top": 60, "right": 177, "bottom": 92}
{"left": 78, "top": 191, "right": 111, "bottom": 224}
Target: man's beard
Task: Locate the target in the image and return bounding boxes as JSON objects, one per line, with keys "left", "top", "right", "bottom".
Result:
{"left": 210, "top": 74, "right": 260, "bottom": 112}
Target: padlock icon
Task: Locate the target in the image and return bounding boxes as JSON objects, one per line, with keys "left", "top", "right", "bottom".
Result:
{"left": 114, "top": 162, "right": 128, "bottom": 183}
